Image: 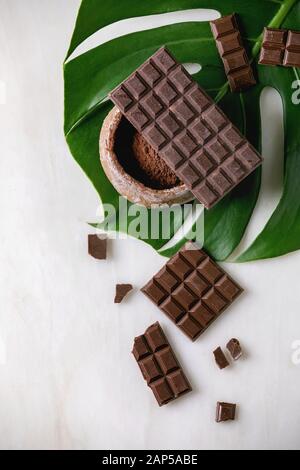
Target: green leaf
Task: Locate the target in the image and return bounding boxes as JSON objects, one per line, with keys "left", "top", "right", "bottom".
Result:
{"left": 238, "top": 0, "right": 300, "bottom": 261}
{"left": 66, "top": 0, "right": 279, "bottom": 59}
{"left": 64, "top": 0, "right": 300, "bottom": 261}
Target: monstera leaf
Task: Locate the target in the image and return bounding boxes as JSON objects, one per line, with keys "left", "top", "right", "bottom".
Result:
{"left": 64, "top": 0, "right": 300, "bottom": 261}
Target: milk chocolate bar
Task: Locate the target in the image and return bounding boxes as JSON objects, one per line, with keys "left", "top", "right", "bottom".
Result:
{"left": 141, "top": 242, "right": 243, "bottom": 341}
{"left": 132, "top": 322, "right": 192, "bottom": 406}
{"left": 110, "top": 47, "right": 263, "bottom": 209}
{"left": 210, "top": 14, "right": 256, "bottom": 92}
{"left": 259, "top": 28, "right": 300, "bottom": 67}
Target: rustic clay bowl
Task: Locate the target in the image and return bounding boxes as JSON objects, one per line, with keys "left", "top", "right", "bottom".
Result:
{"left": 99, "top": 107, "right": 193, "bottom": 208}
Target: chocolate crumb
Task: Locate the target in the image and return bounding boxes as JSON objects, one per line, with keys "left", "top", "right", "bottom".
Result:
{"left": 227, "top": 338, "right": 243, "bottom": 361}
{"left": 115, "top": 284, "right": 133, "bottom": 304}
{"left": 216, "top": 402, "right": 236, "bottom": 422}
{"left": 213, "top": 347, "right": 230, "bottom": 370}
{"left": 88, "top": 235, "right": 107, "bottom": 260}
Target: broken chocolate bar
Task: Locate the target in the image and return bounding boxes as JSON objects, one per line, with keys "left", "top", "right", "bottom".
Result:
{"left": 216, "top": 402, "right": 236, "bottom": 422}
{"left": 110, "top": 47, "right": 263, "bottom": 209}
{"left": 259, "top": 28, "right": 300, "bottom": 67}
{"left": 114, "top": 284, "right": 133, "bottom": 303}
{"left": 88, "top": 235, "right": 107, "bottom": 260}
{"left": 132, "top": 322, "right": 192, "bottom": 406}
{"left": 227, "top": 338, "right": 243, "bottom": 361}
{"left": 141, "top": 242, "right": 243, "bottom": 341}
{"left": 214, "top": 347, "right": 230, "bottom": 370}
{"left": 210, "top": 14, "right": 256, "bottom": 92}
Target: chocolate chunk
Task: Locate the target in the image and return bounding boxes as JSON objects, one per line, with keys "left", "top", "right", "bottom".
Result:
{"left": 114, "top": 284, "right": 133, "bottom": 304}
{"left": 259, "top": 28, "right": 300, "bottom": 67}
{"left": 210, "top": 14, "right": 256, "bottom": 92}
{"left": 88, "top": 235, "right": 107, "bottom": 260}
{"left": 110, "top": 47, "right": 263, "bottom": 210}
{"left": 132, "top": 322, "right": 192, "bottom": 406}
{"left": 213, "top": 347, "right": 230, "bottom": 369}
{"left": 216, "top": 402, "right": 236, "bottom": 422}
{"left": 226, "top": 338, "right": 243, "bottom": 361}
{"left": 141, "top": 242, "right": 243, "bottom": 341}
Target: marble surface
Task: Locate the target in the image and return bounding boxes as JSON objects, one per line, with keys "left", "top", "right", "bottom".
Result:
{"left": 0, "top": 0, "right": 300, "bottom": 450}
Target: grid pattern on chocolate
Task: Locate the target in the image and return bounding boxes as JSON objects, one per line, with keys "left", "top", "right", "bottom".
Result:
{"left": 259, "top": 28, "right": 300, "bottom": 67}
{"left": 110, "top": 47, "right": 263, "bottom": 209}
{"left": 141, "top": 242, "right": 243, "bottom": 341}
{"left": 210, "top": 14, "right": 256, "bottom": 92}
{"left": 132, "top": 322, "right": 192, "bottom": 406}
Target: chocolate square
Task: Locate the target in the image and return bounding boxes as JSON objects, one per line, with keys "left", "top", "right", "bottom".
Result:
{"left": 216, "top": 402, "right": 237, "bottom": 422}
{"left": 142, "top": 242, "right": 243, "bottom": 341}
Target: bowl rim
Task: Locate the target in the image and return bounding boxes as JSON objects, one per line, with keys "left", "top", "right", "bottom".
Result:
{"left": 99, "top": 107, "right": 194, "bottom": 207}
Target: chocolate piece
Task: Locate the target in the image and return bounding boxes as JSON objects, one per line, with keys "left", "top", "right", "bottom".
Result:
{"left": 210, "top": 14, "right": 256, "bottom": 92}
{"left": 110, "top": 47, "right": 263, "bottom": 209}
{"left": 141, "top": 242, "right": 243, "bottom": 341}
{"left": 214, "top": 347, "right": 229, "bottom": 369}
{"left": 132, "top": 322, "right": 192, "bottom": 406}
{"left": 226, "top": 338, "right": 243, "bottom": 361}
{"left": 216, "top": 402, "right": 236, "bottom": 422}
{"left": 114, "top": 284, "right": 133, "bottom": 303}
{"left": 259, "top": 28, "right": 300, "bottom": 67}
{"left": 88, "top": 235, "right": 107, "bottom": 260}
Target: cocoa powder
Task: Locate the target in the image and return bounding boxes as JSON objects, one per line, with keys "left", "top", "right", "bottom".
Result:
{"left": 114, "top": 118, "right": 180, "bottom": 190}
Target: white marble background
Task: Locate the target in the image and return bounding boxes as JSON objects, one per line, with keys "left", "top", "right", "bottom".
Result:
{"left": 0, "top": 0, "right": 300, "bottom": 450}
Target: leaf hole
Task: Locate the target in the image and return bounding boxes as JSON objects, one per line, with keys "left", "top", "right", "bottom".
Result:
{"left": 183, "top": 63, "right": 202, "bottom": 75}
{"left": 68, "top": 9, "right": 220, "bottom": 62}
{"left": 231, "top": 87, "right": 285, "bottom": 259}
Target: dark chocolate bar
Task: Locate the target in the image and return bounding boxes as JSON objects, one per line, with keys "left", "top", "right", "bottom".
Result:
{"left": 88, "top": 235, "right": 107, "bottom": 260}
{"left": 141, "top": 242, "right": 243, "bottom": 341}
{"left": 259, "top": 28, "right": 300, "bottom": 67}
{"left": 214, "top": 347, "right": 230, "bottom": 369}
{"left": 210, "top": 14, "right": 256, "bottom": 92}
{"left": 110, "top": 47, "right": 263, "bottom": 209}
{"left": 132, "top": 322, "right": 192, "bottom": 406}
{"left": 216, "top": 402, "right": 236, "bottom": 422}
{"left": 226, "top": 338, "right": 243, "bottom": 361}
